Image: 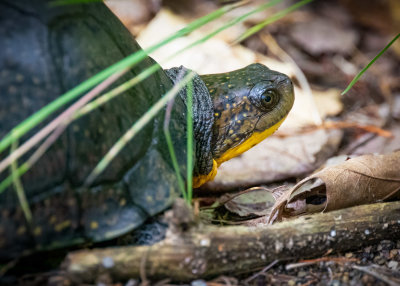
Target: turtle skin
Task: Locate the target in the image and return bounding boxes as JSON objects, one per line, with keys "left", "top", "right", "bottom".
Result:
{"left": 0, "top": 0, "right": 194, "bottom": 260}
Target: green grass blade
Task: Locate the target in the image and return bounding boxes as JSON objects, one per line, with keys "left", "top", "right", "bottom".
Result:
{"left": 342, "top": 33, "right": 400, "bottom": 95}
{"left": 163, "top": 100, "right": 187, "bottom": 201}
{"left": 171, "top": 0, "right": 283, "bottom": 55}
{"left": 163, "top": 127, "right": 187, "bottom": 201}
{"left": 10, "top": 142, "right": 32, "bottom": 224}
{"left": 74, "top": 65, "right": 161, "bottom": 119}
{"left": 0, "top": 164, "right": 29, "bottom": 194}
{"left": 0, "top": 3, "right": 239, "bottom": 154}
{"left": 233, "top": 0, "right": 314, "bottom": 44}
{"left": 85, "top": 72, "right": 196, "bottom": 186}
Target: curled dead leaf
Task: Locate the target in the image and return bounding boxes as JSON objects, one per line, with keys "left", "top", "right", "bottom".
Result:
{"left": 222, "top": 186, "right": 287, "bottom": 218}
{"left": 269, "top": 151, "right": 400, "bottom": 223}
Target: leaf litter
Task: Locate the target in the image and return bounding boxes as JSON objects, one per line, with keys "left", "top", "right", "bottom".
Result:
{"left": 268, "top": 151, "right": 400, "bottom": 223}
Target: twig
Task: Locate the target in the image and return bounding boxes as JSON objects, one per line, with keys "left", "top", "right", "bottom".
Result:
{"left": 244, "top": 260, "right": 279, "bottom": 285}
{"left": 352, "top": 264, "right": 400, "bottom": 286}
{"left": 285, "top": 256, "right": 359, "bottom": 270}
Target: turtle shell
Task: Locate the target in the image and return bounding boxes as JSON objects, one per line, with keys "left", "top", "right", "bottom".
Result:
{"left": 0, "top": 0, "right": 189, "bottom": 260}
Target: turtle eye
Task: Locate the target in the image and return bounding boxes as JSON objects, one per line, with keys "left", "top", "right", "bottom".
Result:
{"left": 261, "top": 89, "right": 277, "bottom": 109}
{"left": 248, "top": 82, "right": 280, "bottom": 111}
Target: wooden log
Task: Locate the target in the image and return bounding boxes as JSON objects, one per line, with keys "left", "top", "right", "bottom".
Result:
{"left": 63, "top": 201, "right": 400, "bottom": 283}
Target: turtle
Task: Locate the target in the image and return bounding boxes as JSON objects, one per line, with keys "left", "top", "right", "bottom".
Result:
{"left": 0, "top": 0, "right": 294, "bottom": 261}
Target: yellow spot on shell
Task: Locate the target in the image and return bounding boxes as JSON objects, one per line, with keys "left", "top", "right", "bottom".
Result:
{"left": 214, "top": 112, "right": 219, "bottom": 117}
{"left": 17, "top": 226, "right": 26, "bottom": 235}
{"left": 229, "top": 130, "right": 234, "bottom": 134}
{"left": 49, "top": 215, "right": 57, "bottom": 224}
{"left": 91, "top": 221, "right": 99, "bottom": 230}
{"left": 55, "top": 220, "right": 71, "bottom": 232}
{"left": 16, "top": 74, "right": 24, "bottom": 82}
{"left": 34, "top": 227, "right": 42, "bottom": 236}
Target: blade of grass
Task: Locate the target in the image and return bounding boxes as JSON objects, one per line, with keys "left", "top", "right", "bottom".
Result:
{"left": 10, "top": 141, "right": 32, "bottom": 226}
{"left": 0, "top": 2, "right": 241, "bottom": 154}
{"left": 84, "top": 72, "right": 196, "bottom": 186}
{"left": 233, "top": 0, "right": 314, "bottom": 44}
{"left": 163, "top": 68, "right": 187, "bottom": 200}
{"left": 164, "top": 99, "right": 187, "bottom": 202}
{"left": 341, "top": 33, "right": 400, "bottom": 95}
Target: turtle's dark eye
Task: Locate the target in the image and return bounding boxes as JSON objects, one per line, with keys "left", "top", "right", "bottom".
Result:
{"left": 261, "top": 89, "right": 278, "bottom": 110}
{"left": 248, "top": 82, "right": 280, "bottom": 112}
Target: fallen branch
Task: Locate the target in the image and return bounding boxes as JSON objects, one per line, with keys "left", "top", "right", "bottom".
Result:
{"left": 63, "top": 201, "right": 400, "bottom": 283}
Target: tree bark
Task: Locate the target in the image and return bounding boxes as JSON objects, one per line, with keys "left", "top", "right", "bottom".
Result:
{"left": 63, "top": 201, "right": 400, "bottom": 283}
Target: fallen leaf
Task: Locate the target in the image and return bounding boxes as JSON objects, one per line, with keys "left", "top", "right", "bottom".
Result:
{"left": 269, "top": 151, "right": 400, "bottom": 223}
{"left": 313, "top": 88, "right": 344, "bottom": 118}
{"left": 289, "top": 17, "right": 359, "bottom": 56}
{"left": 105, "top": 0, "right": 160, "bottom": 34}
{"left": 136, "top": 8, "right": 277, "bottom": 74}
{"left": 222, "top": 186, "right": 286, "bottom": 217}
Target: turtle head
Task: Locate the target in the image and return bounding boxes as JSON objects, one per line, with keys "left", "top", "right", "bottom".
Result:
{"left": 200, "top": 63, "right": 294, "bottom": 165}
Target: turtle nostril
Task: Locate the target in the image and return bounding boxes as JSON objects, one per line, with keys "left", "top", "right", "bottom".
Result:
{"left": 280, "top": 77, "right": 291, "bottom": 85}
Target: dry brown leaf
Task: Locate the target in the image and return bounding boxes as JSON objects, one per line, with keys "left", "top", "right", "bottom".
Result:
{"left": 269, "top": 151, "right": 400, "bottom": 223}
{"left": 221, "top": 186, "right": 287, "bottom": 217}
{"left": 289, "top": 17, "right": 359, "bottom": 56}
